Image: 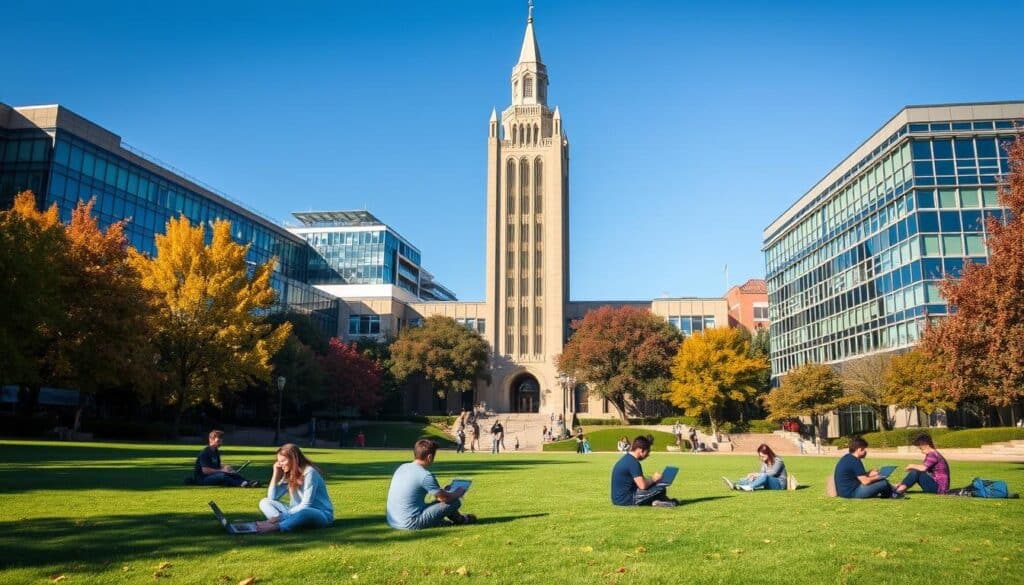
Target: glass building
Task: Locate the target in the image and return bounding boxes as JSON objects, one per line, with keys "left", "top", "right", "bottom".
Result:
{"left": 763, "top": 102, "right": 1023, "bottom": 383}
{"left": 289, "top": 210, "right": 457, "bottom": 301}
{"left": 0, "top": 103, "right": 339, "bottom": 335}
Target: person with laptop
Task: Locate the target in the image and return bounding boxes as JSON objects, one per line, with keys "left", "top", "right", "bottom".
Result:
{"left": 610, "top": 435, "right": 678, "bottom": 508}
{"left": 893, "top": 433, "right": 950, "bottom": 495}
{"left": 386, "top": 439, "right": 476, "bottom": 530}
{"left": 722, "top": 444, "right": 787, "bottom": 491}
{"left": 255, "top": 443, "right": 333, "bottom": 533}
{"left": 833, "top": 436, "right": 899, "bottom": 499}
{"left": 194, "top": 430, "right": 258, "bottom": 488}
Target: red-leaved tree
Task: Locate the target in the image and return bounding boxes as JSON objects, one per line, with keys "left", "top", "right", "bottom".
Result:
{"left": 319, "top": 338, "right": 383, "bottom": 417}
{"left": 921, "top": 132, "right": 1024, "bottom": 421}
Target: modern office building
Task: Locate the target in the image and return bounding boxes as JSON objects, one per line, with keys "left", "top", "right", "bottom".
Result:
{"left": 0, "top": 103, "right": 340, "bottom": 335}
{"left": 725, "top": 278, "right": 769, "bottom": 332}
{"left": 288, "top": 210, "right": 457, "bottom": 303}
{"left": 763, "top": 102, "right": 1023, "bottom": 435}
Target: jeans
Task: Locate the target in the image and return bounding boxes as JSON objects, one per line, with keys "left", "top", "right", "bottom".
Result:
{"left": 899, "top": 469, "right": 938, "bottom": 493}
{"left": 633, "top": 485, "right": 668, "bottom": 506}
{"left": 849, "top": 480, "right": 893, "bottom": 499}
{"left": 201, "top": 471, "right": 246, "bottom": 487}
{"left": 259, "top": 498, "right": 332, "bottom": 532}
{"left": 403, "top": 498, "right": 463, "bottom": 530}
{"left": 492, "top": 438, "right": 500, "bottom": 453}
{"left": 737, "top": 474, "right": 784, "bottom": 490}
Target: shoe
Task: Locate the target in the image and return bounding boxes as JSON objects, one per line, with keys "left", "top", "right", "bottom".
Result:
{"left": 890, "top": 491, "right": 906, "bottom": 499}
{"left": 651, "top": 499, "right": 677, "bottom": 508}
{"left": 722, "top": 477, "right": 735, "bottom": 490}
{"left": 738, "top": 484, "right": 753, "bottom": 492}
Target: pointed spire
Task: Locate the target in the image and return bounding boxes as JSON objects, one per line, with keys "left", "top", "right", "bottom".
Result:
{"left": 490, "top": 108, "right": 498, "bottom": 122}
{"left": 518, "top": 0, "right": 542, "bottom": 64}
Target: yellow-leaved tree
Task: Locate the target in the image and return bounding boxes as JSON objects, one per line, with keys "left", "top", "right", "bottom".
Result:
{"left": 131, "top": 217, "right": 291, "bottom": 436}
{"left": 666, "top": 327, "right": 769, "bottom": 435}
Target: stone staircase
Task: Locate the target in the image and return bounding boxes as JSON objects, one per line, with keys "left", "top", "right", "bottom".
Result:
{"left": 979, "top": 439, "right": 1024, "bottom": 457}
{"left": 462, "top": 412, "right": 550, "bottom": 452}
{"left": 728, "top": 432, "right": 804, "bottom": 455}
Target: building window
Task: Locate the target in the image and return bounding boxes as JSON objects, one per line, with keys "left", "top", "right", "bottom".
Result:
{"left": 535, "top": 333, "right": 543, "bottom": 354}
{"left": 520, "top": 159, "right": 530, "bottom": 214}
{"left": 521, "top": 223, "right": 529, "bottom": 242}
{"left": 535, "top": 250, "right": 542, "bottom": 268}
{"left": 507, "top": 251, "right": 514, "bottom": 269}
{"left": 534, "top": 307, "right": 543, "bottom": 326}
{"left": 524, "top": 76, "right": 533, "bottom": 98}
{"left": 521, "top": 277, "right": 529, "bottom": 295}
{"left": 506, "top": 159, "right": 515, "bottom": 213}
{"left": 507, "top": 224, "right": 515, "bottom": 243}
{"left": 535, "top": 276, "right": 543, "bottom": 296}
{"left": 754, "top": 306, "right": 769, "bottom": 321}
{"left": 520, "top": 334, "right": 529, "bottom": 354}
{"left": 520, "top": 306, "right": 528, "bottom": 324}
{"left": 534, "top": 158, "right": 543, "bottom": 209}
{"left": 348, "top": 315, "right": 381, "bottom": 335}
{"left": 520, "top": 250, "right": 528, "bottom": 268}
{"left": 838, "top": 405, "right": 878, "bottom": 436}
{"left": 506, "top": 306, "right": 515, "bottom": 324}
{"left": 477, "top": 319, "right": 486, "bottom": 334}
{"left": 506, "top": 333, "right": 514, "bottom": 354}
{"left": 535, "top": 223, "right": 542, "bottom": 242}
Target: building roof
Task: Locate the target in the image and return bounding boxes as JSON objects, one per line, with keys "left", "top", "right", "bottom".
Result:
{"left": 734, "top": 279, "right": 767, "bottom": 294}
{"left": 291, "top": 210, "right": 384, "bottom": 227}
{"left": 518, "top": 3, "right": 542, "bottom": 64}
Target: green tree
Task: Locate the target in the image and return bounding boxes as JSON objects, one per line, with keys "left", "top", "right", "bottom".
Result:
{"left": 666, "top": 327, "right": 769, "bottom": 435}
{"left": 763, "top": 363, "right": 843, "bottom": 440}
{"left": 557, "top": 306, "right": 681, "bottom": 423}
{"left": 130, "top": 217, "right": 291, "bottom": 435}
{"left": 836, "top": 353, "right": 895, "bottom": 431}
{"left": 389, "top": 316, "right": 490, "bottom": 401}
{"left": 883, "top": 349, "right": 955, "bottom": 419}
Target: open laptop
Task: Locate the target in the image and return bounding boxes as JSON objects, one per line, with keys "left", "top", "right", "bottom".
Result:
{"left": 656, "top": 466, "right": 679, "bottom": 487}
{"left": 449, "top": 479, "right": 472, "bottom": 493}
{"left": 877, "top": 465, "right": 898, "bottom": 479}
{"left": 234, "top": 460, "right": 251, "bottom": 474}
{"left": 208, "top": 501, "right": 258, "bottom": 534}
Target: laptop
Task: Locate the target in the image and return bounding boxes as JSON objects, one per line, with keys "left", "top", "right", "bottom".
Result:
{"left": 449, "top": 479, "right": 472, "bottom": 493}
{"left": 208, "top": 501, "right": 258, "bottom": 534}
{"left": 656, "top": 466, "right": 679, "bottom": 487}
{"left": 877, "top": 465, "right": 897, "bottom": 479}
{"left": 234, "top": 460, "right": 251, "bottom": 474}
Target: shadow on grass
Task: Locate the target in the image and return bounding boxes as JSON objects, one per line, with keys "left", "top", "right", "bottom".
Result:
{"left": 473, "top": 512, "right": 549, "bottom": 526}
{"left": 677, "top": 496, "right": 732, "bottom": 506}
{"left": 0, "top": 512, "right": 456, "bottom": 571}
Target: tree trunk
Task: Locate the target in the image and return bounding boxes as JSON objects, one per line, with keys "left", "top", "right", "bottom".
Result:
{"left": 612, "top": 397, "right": 629, "bottom": 424}
{"left": 172, "top": 397, "right": 186, "bottom": 439}
{"left": 876, "top": 404, "right": 893, "bottom": 431}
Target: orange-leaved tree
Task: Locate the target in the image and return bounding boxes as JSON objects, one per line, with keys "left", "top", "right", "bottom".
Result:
{"left": 883, "top": 349, "right": 953, "bottom": 422}
{"left": 131, "top": 216, "right": 291, "bottom": 435}
{"left": 763, "top": 363, "right": 843, "bottom": 440}
{"left": 920, "top": 132, "right": 1024, "bottom": 422}
{"left": 557, "top": 306, "right": 681, "bottom": 423}
{"left": 666, "top": 327, "right": 769, "bottom": 435}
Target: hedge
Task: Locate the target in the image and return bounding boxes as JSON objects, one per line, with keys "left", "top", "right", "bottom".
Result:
{"left": 0, "top": 414, "right": 60, "bottom": 438}
{"left": 936, "top": 427, "right": 1024, "bottom": 448}
{"left": 542, "top": 428, "right": 688, "bottom": 452}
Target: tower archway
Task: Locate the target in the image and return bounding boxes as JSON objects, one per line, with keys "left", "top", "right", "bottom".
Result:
{"left": 508, "top": 372, "right": 541, "bottom": 413}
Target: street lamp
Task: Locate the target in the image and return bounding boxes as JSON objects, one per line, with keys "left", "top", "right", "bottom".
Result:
{"left": 274, "top": 375, "right": 286, "bottom": 445}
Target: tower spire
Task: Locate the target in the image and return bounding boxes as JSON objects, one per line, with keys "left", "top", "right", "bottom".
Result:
{"left": 518, "top": 1, "right": 542, "bottom": 64}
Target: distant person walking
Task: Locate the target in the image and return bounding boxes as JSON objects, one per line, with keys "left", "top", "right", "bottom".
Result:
{"left": 356, "top": 431, "right": 366, "bottom": 448}
{"left": 672, "top": 421, "right": 684, "bottom": 447}
{"left": 688, "top": 428, "right": 699, "bottom": 453}
{"left": 470, "top": 421, "right": 481, "bottom": 452}
{"left": 490, "top": 420, "right": 504, "bottom": 454}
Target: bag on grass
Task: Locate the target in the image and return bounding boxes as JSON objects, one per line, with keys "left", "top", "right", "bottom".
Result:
{"left": 969, "top": 478, "right": 1011, "bottom": 498}
{"left": 786, "top": 473, "right": 799, "bottom": 491}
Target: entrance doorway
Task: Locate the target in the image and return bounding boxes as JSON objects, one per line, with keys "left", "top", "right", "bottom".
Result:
{"left": 510, "top": 373, "right": 541, "bottom": 413}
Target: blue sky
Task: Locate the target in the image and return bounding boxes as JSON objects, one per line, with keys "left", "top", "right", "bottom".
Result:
{"left": 4, "top": 0, "right": 1023, "bottom": 300}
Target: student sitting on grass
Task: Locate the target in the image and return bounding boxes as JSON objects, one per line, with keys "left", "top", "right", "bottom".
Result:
{"left": 194, "top": 430, "right": 258, "bottom": 488}
{"left": 722, "top": 444, "right": 787, "bottom": 491}
{"left": 610, "top": 435, "right": 677, "bottom": 508}
{"left": 833, "top": 436, "right": 899, "bottom": 499}
{"left": 616, "top": 436, "right": 630, "bottom": 452}
{"left": 894, "top": 433, "right": 950, "bottom": 495}
{"left": 386, "top": 439, "right": 476, "bottom": 530}
{"left": 256, "top": 444, "right": 334, "bottom": 533}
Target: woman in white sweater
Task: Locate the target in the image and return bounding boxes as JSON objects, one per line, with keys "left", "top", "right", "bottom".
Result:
{"left": 256, "top": 444, "right": 334, "bottom": 533}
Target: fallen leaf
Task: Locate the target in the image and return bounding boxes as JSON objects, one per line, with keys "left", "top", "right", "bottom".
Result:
{"left": 122, "top": 566, "right": 131, "bottom": 572}
{"left": 635, "top": 546, "right": 647, "bottom": 553}
{"left": 763, "top": 539, "right": 772, "bottom": 544}
{"left": 730, "top": 549, "right": 744, "bottom": 555}
{"left": 350, "top": 574, "right": 359, "bottom": 580}
{"left": 238, "top": 578, "right": 256, "bottom": 585}
{"left": 616, "top": 567, "right": 627, "bottom": 573}
{"left": 876, "top": 550, "right": 889, "bottom": 559}
{"left": 455, "top": 566, "right": 469, "bottom": 576}
{"left": 50, "top": 576, "right": 66, "bottom": 583}
{"left": 580, "top": 546, "right": 594, "bottom": 553}
{"left": 156, "top": 562, "right": 171, "bottom": 570}
{"left": 841, "top": 563, "right": 856, "bottom": 574}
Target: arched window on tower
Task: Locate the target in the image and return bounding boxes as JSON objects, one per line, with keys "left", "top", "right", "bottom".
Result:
{"left": 524, "top": 76, "right": 533, "bottom": 98}
{"left": 514, "top": 80, "right": 519, "bottom": 99}
{"left": 534, "top": 158, "right": 543, "bottom": 210}
{"left": 506, "top": 159, "right": 516, "bottom": 214}
{"left": 520, "top": 159, "right": 530, "bottom": 214}
{"left": 526, "top": 125, "right": 531, "bottom": 145}
{"left": 512, "top": 125, "right": 518, "bottom": 145}
{"left": 533, "top": 124, "right": 539, "bottom": 145}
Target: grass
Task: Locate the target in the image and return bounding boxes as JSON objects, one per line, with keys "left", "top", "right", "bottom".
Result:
{"left": 1, "top": 440, "right": 1022, "bottom": 584}
{"left": 543, "top": 428, "right": 686, "bottom": 452}
{"left": 323, "top": 422, "right": 455, "bottom": 449}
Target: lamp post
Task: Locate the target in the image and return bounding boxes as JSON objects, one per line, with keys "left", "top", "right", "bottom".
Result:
{"left": 274, "top": 375, "right": 286, "bottom": 446}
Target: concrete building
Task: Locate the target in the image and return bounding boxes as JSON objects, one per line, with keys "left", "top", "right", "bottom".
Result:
{"left": 725, "top": 279, "right": 769, "bottom": 332}
{"left": 763, "top": 102, "right": 1024, "bottom": 436}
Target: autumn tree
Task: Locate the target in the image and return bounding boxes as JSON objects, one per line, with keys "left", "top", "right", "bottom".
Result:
{"left": 0, "top": 192, "right": 64, "bottom": 391}
{"left": 921, "top": 133, "right": 1024, "bottom": 422}
{"left": 131, "top": 217, "right": 291, "bottom": 435}
{"left": 763, "top": 363, "right": 843, "bottom": 440}
{"left": 389, "top": 316, "right": 490, "bottom": 400}
{"left": 666, "top": 327, "right": 769, "bottom": 435}
{"left": 883, "top": 349, "right": 954, "bottom": 420}
{"left": 557, "top": 306, "right": 681, "bottom": 423}
{"left": 320, "top": 338, "right": 383, "bottom": 416}
{"left": 836, "top": 353, "right": 895, "bottom": 431}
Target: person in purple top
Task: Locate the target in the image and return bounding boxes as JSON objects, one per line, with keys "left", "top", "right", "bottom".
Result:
{"left": 894, "top": 433, "right": 950, "bottom": 495}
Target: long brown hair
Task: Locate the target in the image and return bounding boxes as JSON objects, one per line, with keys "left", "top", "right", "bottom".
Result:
{"left": 277, "top": 443, "right": 323, "bottom": 491}
{"left": 756, "top": 443, "right": 777, "bottom": 466}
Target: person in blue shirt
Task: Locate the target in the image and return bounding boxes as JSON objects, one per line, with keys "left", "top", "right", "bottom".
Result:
{"left": 256, "top": 444, "right": 334, "bottom": 532}
{"left": 386, "top": 439, "right": 476, "bottom": 529}
{"left": 833, "top": 436, "right": 898, "bottom": 499}
{"left": 193, "top": 430, "right": 258, "bottom": 488}
{"left": 610, "top": 435, "right": 677, "bottom": 507}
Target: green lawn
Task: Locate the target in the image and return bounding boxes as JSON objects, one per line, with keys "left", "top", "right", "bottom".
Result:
{"left": 1, "top": 440, "right": 1022, "bottom": 584}
{"left": 543, "top": 428, "right": 686, "bottom": 452}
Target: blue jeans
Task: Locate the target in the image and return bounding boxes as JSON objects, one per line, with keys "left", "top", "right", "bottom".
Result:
{"left": 405, "top": 498, "right": 463, "bottom": 530}
{"left": 899, "top": 469, "right": 938, "bottom": 493}
{"left": 633, "top": 485, "right": 668, "bottom": 506}
{"left": 201, "top": 471, "right": 246, "bottom": 487}
{"left": 259, "top": 499, "right": 332, "bottom": 532}
{"left": 849, "top": 480, "right": 893, "bottom": 499}
{"left": 737, "top": 474, "right": 784, "bottom": 490}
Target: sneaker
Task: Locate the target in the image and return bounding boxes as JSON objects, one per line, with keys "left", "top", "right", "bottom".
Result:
{"left": 890, "top": 491, "right": 906, "bottom": 499}
{"left": 738, "top": 484, "right": 753, "bottom": 492}
{"left": 651, "top": 499, "right": 677, "bottom": 508}
{"left": 722, "top": 477, "right": 735, "bottom": 490}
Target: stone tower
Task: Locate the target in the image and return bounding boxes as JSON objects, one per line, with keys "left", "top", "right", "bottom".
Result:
{"left": 484, "top": 3, "right": 570, "bottom": 413}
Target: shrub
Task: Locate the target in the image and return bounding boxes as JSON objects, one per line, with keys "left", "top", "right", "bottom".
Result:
{"left": 85, "top": 420, "right": 174, "bottom": 440}
{"left": 0, "top": 414, "right": 60, "bottom": 437}
{"left": 832, "top": 428, "right": 954, "bottom": 449}
{"left": 935, "top": 427, "right": 1024, "bottom": 448}
{"left": 746, "top": 419, "right": 778, "bottom": 434}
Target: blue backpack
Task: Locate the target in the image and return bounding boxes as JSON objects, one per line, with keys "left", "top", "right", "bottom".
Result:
{"left": 969, "top": 478, "right": 1012, "bottom": 498}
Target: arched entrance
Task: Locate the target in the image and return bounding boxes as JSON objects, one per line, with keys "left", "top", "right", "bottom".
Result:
{"left": 509, "top": 373, "right": 541, "bottom": 413}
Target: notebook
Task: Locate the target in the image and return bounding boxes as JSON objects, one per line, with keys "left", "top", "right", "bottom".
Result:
{"left": 450, "top": 479, "right": 472, "bottom": 493}
{"left": 656, "top": 466, "right": 679, "bottom": 487}
{"left": 877, "top": 465, "right": 897, "bottom": 479}
{"left": 209, "top": 501, "right": 258, "bottom": 534}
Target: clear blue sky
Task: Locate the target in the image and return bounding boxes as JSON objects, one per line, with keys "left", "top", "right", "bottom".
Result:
{"left": 4, "top": 0, "right": 1023, "bottom": 300}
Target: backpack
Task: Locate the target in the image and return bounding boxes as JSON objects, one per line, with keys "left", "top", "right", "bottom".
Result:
{"left": 952, "top": 477, "right": 1017, "bottom": 498}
